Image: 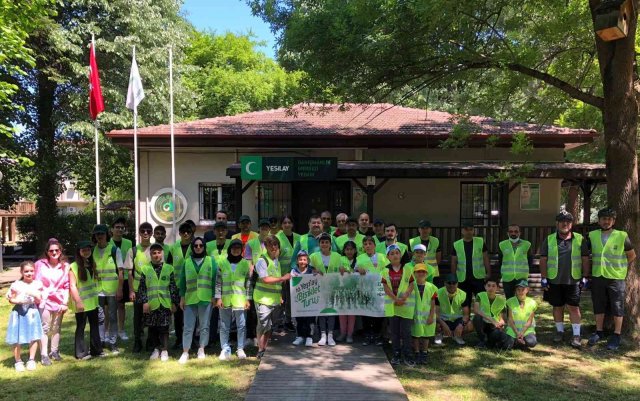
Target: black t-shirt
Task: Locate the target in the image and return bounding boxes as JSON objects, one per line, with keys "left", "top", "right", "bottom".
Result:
{"left": 451, "top": 240, "right": 488, "bottom": 278}
{"left": 421, "top": 238, "right": 442, "bottom": 253}
{"left": 166, "top": 243, "right": 190, "bottom": 265}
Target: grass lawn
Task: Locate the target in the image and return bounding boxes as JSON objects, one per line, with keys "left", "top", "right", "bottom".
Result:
{"left": 0, "top": 287, "right": 258, "bottom": 401}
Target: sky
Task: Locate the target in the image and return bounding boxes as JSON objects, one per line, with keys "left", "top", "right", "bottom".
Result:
{"left": 181, "top": 0, "right": 278, "bottom": 58}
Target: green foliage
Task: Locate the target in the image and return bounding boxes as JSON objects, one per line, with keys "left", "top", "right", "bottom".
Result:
{"left": 438, "top": 115, "right": 479, "bottom": 149}
{"left": 487, "top": 132, "right": 534, "bottom": 184}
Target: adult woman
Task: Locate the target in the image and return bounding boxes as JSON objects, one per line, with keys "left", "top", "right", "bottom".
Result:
{"left": 34, "top": 238, "right": 69, "bottom": 365}
{"left": 275, "top": 215, "right": 300, "bottom": 331}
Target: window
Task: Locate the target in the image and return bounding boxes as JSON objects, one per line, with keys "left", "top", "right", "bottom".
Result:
{"left": 460, "top": 183, "right": 502, "bottom": 227}
{"left": 258, "top": 183, "right": 292, "bottom": 220}
{"left": 199, "top": 183, "right": 235, "bottom": 221}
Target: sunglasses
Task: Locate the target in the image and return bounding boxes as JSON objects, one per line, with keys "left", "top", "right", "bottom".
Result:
{"left": 446, "top": 282, "right": 457, "bottom": 285}
{"left": 180, "top": 231, "right": 192, "bottom": 235}
{"left": 140, "top": 229, "right": 152, "bottom": 234}
{"left": 48, "top": 249, "right": 61, "bottom": 254}
{"left": 193, "top": 244, "right": 204, "bottom": 249}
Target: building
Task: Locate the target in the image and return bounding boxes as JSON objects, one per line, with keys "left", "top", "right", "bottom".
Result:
{"left": 107, "top": 103, "right": 605, "bottom": 256}
{"left": 57, "top": 179, "right": 91, "bottom": 215}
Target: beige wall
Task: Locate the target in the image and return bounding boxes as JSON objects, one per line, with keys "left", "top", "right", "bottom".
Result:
{"left": 365, "top": 147, "right": 564, "bottom": 162}
{"left": 508, "top": 179, "right": 561, "bottom": 226}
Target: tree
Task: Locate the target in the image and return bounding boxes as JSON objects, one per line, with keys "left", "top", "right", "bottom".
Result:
{"left": 250, "top": 0, "right": 640, "bottom": 337}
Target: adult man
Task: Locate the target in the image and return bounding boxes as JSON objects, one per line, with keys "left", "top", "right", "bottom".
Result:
{"left": 373, "top": 219, "right": 386, "bottom": 244}
{"left": 268, "top": 216, "right": 280, "bottom": 236}
{"left": 320, "top": 210, "right": 337, "bottom": 235}
{"left": 245, "top": 219, "right": 271, "bottom": 265}
{"left": 587, "top": 208, "right": 636, "bottom": 350}
{"left": 435, "top": 273, "right": 474, "bottom": 345}
{"left": 375, "top": 223, "right": 411, "bottom": 264}
{"left": 334, "top": 213, "right": 348, "bottom": 237}
{"left": 110, "top": 217, "right": 133, "bottom": 341}
{"left": 539, "top": 211, "right": 589, "bottom": 348}
{"left": 498, "top": 224, "right": 533, "bottom": 300}
{"left": 409, "top": 220, "right": 442, "bottom": 286}
{"left": 450, "top": 220, "right": 490, "bottom": 306}
{"left": 290, "top": 214, "right": 337, "bottom": 270}
{"left": 167, "top": 222, "right": 193, "bottom": 349}
{"left": 131, "top": 222, "right": 154, "bottom": 353}
{"left": 335, "top": 216, "right": 365, "bottom": 254}
{"left": 358, "top": 212, "right": 375, "bottom": 236}
{"left": 153, "top": 225, "right": 170, "bottom": 260}
{"left": 231, "top": 215, "right": 259, "bottom": 248}
{"left": 204, "top": 210, "right": 235, "bottom": 242}
{"left": 206, "top": 221, "right": 231, "bottom": 259}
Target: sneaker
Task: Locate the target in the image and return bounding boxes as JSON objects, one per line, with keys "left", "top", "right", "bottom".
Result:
{"left": 570, "top": 336, "right": 582, "bottom": 349}
{"left": 132, "top": 340, "right": 143, "bottom": 353}
{"left": 390, "top": 352, "right": 401, "bottom": 366}
{"left": 108, "top": 343, "right": 119, "bottom": 355}
{"left": 305, "top": 337, "right": 314, "bottom": 347}
{"left": 587, "top": 332, "right": 602, "bottom": 346}
{"left": 318, "top": 332, "right": 327, "bottom": 346}
{"left": 218, "top": 349, "right": 230, "bottom": 361}
{"left": 237, "top": 349, "right": 247, "bottom": 359}
{"left": 475, "top": 341, "right": 487, "bottom": 349}
{"left": 14, "top": 361, "right": 25, "bottom": 372}
{"left": 434, "top": 334, "right": 443, "bottom": 346}
{"left": 292, "top": 336, "right": 304, "bottom": 346}
{"left": 97, "top": 352, "right": 108, "bottom": 358}
{"left": 118, "top": 331, "right": 129, "bottom": 341}
{"left": 607, "top": 334, "right": 621, "bottom": 351}
{"left": 26, "top": 360, "right": 37, "bottom": 371}
{"left": 336, "top": 333, "right": 346, "bottom": 342}
{"left": 257, "top": 350, "right": 265, "bottom": 360}
{"left": 453, "top": 336, "right": 466, "bottom": 345}
{"left": 80, "top": 354, "right": 93, "bottom": 361}
{"left": 419, "top": 351, "right": 429, "bottom": 365}
{"left": 178, "top": 352, "right": 189, "bottom": 364}
{"left": 553, "top": 331, "right": 565, "bottom": 343}
{"left": 49, "top": 351, "right": 62, "bottom": 361}
{"left": 160, "top": 350, "right": 169, "bottom": 362}
{"left": 362, "top": 336, "right": 371, "bottom": 346}
{"left": 346, "top": 336, "right": 354, "bottom": 344}
{"left": 41, "top": 355, "right": 52, "bottom": 366}
{"left": 150, "top": 349, "right": 160, "bottom": 360}
{"left": 403, "top": 356, "right": 416, "bottom": 367}
{"left": 327, "top": 333, "right": 336, "bottom": 346}
{"left": 375, "top": 337, "right": 385, "bottom": 346}
{"left": 197, "top": 348, "right": 206, "bottom": 359}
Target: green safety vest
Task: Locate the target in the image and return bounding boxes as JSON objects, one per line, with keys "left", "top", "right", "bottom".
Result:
{"left": 546, "top": 233, "right": 583, "bottom": 280}
{"left": 437, "top": 287, "right": 467, "bottom": 322}
{"left": 184, "top": 256, "right": 215, "bottom": 305}
{"left": 253, "top": 255, "right": 282, "bottom": 306}
{"left": 110, "top": 237, "right": 132, "bottom": 261}
{"left": 299, "top": 234, "right": 321, "bottom": 254}
{"left": 335, "top": 232, "right": 365, "bottom": 254}
{"left": 499, "top": 239, "right": 531, "bottom": 282}
{"left": 412, "top": 281, "right": 438, "bottom": 337}
{"left": 355, "top": 252, "right": 389, "bottom": 273}
{"left": 206, "top": 239, "right": 230, "bottom": 260}
{"left": 309, "top": 251, "right": 343, "bottom": 274}
{"left": 477, "top": 292, "right": 506, "bottom": 324}
{"left": 218, "top": 258, "right": 250, "bottom": 308}
{"left": 70, "top": 262, "right": 99, "bottom": 312}
{"left": 406, "top": 260, "right": 437, "bottom": 283}
{"left": 161, "top": 243, "right": 170, "bottom": 262}
{"left": 276, "top": 231, "right": 300, "bottom": 274}
{"left": 142, "top": 263, "right": 174, "bottom": 311}
{"left": 453, "top": 237, "right": 485, "bottom": 282}
{"left": 93, "top": 244, "right": 118, "bottom": 295}
{"left": 382, "top": 265, "right": 415, "bottom": 319}
{"left": 409, "top": 235, "right": 440, "bottom": 276}
{"left": 132, "top": 244, "right": 151, "bottom": 291}
{"left": 169, "top": 242, "right": 191, "bottom": 287}
{"left": 247, "top": 237, "right": 267, "bottom": 265}
{"left": 375, "top": 241, "right": 408, "bottom": 257}
{"left": 340, "top": 256, "right": 356, "bottom": 272}
{"left": 589, "top": 229, "right": 629, "bottom": 280}
{"left": 506, "top": 296, "right": 536, "bottom": 338}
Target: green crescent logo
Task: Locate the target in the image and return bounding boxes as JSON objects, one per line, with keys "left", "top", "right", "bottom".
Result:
{"left": 241, "top": 156, "right": 262, "bottom": 180}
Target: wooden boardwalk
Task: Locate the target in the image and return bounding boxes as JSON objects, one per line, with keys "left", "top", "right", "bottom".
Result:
{"left": 245, "top": 332, "right": 408, "bottom": 401}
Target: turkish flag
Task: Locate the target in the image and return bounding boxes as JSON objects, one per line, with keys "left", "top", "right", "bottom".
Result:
{"left": 89, "top": 42, "right": 104, "bottom": 120}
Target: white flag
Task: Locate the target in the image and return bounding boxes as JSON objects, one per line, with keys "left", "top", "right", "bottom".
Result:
{"left": 126, "top": 53, "right": 144, "bottom": 110}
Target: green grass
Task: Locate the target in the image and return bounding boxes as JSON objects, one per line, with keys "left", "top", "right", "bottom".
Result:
{"left": 0, "top": 287, "right": 258, "bottom": 401}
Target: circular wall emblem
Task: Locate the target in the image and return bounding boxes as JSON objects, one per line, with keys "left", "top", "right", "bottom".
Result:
{"left": 150, "top": 188, "right": 188, "bottom": 224}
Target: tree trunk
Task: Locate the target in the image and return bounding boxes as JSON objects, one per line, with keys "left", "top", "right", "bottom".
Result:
{"left": 566, "top": 185, "right": 581, "bottom": 222}
{"left": 590, "top": 0, "right": 640, "bottom": 340}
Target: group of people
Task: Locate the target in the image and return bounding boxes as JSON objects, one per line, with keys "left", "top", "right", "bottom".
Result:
{"left": 4, "top": 207, "right": 635, "bottom": 371}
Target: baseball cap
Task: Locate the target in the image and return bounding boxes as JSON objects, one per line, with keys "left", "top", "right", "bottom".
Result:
{"left": 515, "top": 279, "right": 529, "bottom": 288}
{"left": 555, "top": 211, "right": 574, "bottom": 222}
{"left": 444, "top": 273, "right": 458, "bottom": 284}
{"left": 77, "top": 240, "right": 92, "bottom": 249}
{"left": 259, "top": 218, "right": 270, "bottom": 227}
{"left": 418, "top": 220, "right": 432, "bottom": 228}
{"left": 92, "top": 224, "right": 108, "bottom": 234}
{"left": 239, "top": 215, "right": 251, "bottom": 222}
{"left": 461, "top": 219, "right": 474, "bottom": 228}
{"left": 413, "top": 244, "right": 427, "bottom": 252}
{"left": 413, "top": 263, "right": 428, "bottom": 273}
{"left": 373, "top": 218, "right": 385, "bottom": 225}
{"left": 386, "top": 244, "right": 401, "bottom": 255}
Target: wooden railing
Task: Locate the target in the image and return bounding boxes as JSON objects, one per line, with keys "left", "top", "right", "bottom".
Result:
{"left": 0, "top": 201, "right": 36, "bottom": 217}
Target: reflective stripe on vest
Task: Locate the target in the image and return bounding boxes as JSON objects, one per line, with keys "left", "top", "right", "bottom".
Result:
{"left": 477, "top": 292, "right": 506, "bottom": 323}
{"left": 412, "top": 281, "right": 438, "bottom": 337}
{"left": 355, "top": 253, "right": 388, "bottom": 273}
{"left": 276, "top": 231, "right": 299, "bottom": 274}
{"left": 546, "top": 232, "right": 583, "bottom": 280}
{"left": 170, "top": 242, "right": 191, "bottom": 287}
{"left": 93, "top": 244, "right": 118, "bottom": 295}
{"left": 70, "top": 262, "right": 99, "bottom": 312}
{"left": 506, "top": 296, "right": 536, "bottom": 338}
{"left": 219, "top": 259, "right": 250, "bottom": 308}
{"left": 382, "top": 265, "right": 415, "bottom": 319}
{"left": 309, "top": 251, "right": 342, "bottom": 274}
{"left": 589, "top": 230, "right": 628, "bottom": 280}
{"left": 499, "top": 240, "right": 531, "bottom": 282}
{"left": 143, "top": 263, "right": 174, "bottom": 311}
{"left": 184, "top": 256, "right": 215, "bottom": 305}
{"left": 454, "top": 237, "right": 485, "bottom": 282}
{"left": 409, "top": 236, "right": 440, "bottom": 275}
{"left": 206, "top": 239, "right": 230, "bottom": 260}
{"left": 253, "top": 255, "right": 282, "bottom": 306}
{"left": 437, "top": 287, "right": 467, "bottom": 321}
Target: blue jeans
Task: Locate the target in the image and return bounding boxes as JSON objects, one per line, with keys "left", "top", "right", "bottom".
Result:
{"left": 98, "top": 296, "right": 118, "bottom": 345}
{"left": 182, "top": 304, "right": 212, "bottom": 349}
{"left": 219, "top": 308, "right": 246, "bottom": 352}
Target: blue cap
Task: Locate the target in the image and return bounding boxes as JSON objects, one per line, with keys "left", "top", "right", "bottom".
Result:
{"left": 386, "top": 244, "right": 401, "bottom": 255}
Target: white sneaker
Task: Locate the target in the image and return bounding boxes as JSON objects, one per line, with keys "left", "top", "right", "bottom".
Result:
{"left": 318, "top": 332, "right": 327, "bottom": 346}
{"left": 305, "top": 337, "right": 313, "bottom": 347}
{"left": 160, "top": 350, "right": 169, "bottom": 362}
{"left": 453, "top": 336, "right": 466, "bottom": 345}
{"left": 197, "top": 348, "right": 206, "bottom": 359}
{"left": 14, "top": 361, "right": 25, "bottom": 372}
{"left": 219, "top": 349, "right": 230, "bottom": 361}
{"left": 26, "top": 360, "right": 36, "bottom": 371}
{"left": 292, "top": 336, "right": 304, "bottom": 346}
{"left": 118, "top": 331, "right": 129, "bottom": 341}
{"left": 178, "top": 352, "right": 189, "bottom": 364}
{"left": 327, "top": 333, "right": 336, "bottom": 346}
{"left": 237, "top": 349, "right": 247, "bottom": 359}
{"left": 434, "top": 334, "right": 443, "bottom": 345}
{"left": 149, "top": 349, "right": 160, "bottom": 360}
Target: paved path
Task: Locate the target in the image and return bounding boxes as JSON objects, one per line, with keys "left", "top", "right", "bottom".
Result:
{"left": 245, "top": 332, "right": 408, "bottom": 401}
{"left": 0, "top": 265, "right": 21, "bottom": 288}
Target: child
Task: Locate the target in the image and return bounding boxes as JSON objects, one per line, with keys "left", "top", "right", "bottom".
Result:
{"left": 309, "top": 232, "right": 341, "bottom": 346}
{"left": 435, "top": 273, "right": 474, "bottom": 345}
{"left": 505, "top": 279, "right": 537, "bottom": 350}
{"left": 291, "top": 250, "right": 317, "bottom": 347}
{"left": 411, "top": 263, "right": 437, "bottom": 365}
{"left": 5, "top": 261, "right": 43, "bottom": 371}
{"left": 337, "top": 241, "right": 357, "bottom": 343}
{"left": 215, "top": 239, "right": 251, "bottom": 361}
{"left": 68, "top": 240, "right": 104, "bottom": 359}
{"left": 407, "top": 244, "right": 437, "bottom": 284}
{"left": 356, "top": 236, "right": 389, "bottom": 346}
{"left": 136, "top": 243, "right": 179, "bottom": 362}
{"left": 472, "top": 276, "right": 509, "bottom": 349}
{"left": 382, "top": 244, "right": 415, "bottom": 367}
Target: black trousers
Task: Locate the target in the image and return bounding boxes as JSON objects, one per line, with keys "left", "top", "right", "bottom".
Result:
{"left": 296, "top": 317, "right": 314, "bottom": 338}
{"left": 174, "top": 309, "right": 184, "bottom": 345}
{"left": 247, "top": 300, "right": 257, "bottom": 339}
{"left": 75, "top": 309, "right": 102, "bottom": 358}
{"left": 208, "top": 306, "right": 219, "bottom": 345}
{"left": 472, "top": 315, "right": 510, "bottom": 349}
{"left": 281, "top": 281, "right": 293, "bottom": 325}
{"left": 149, "top": 325, "right": 170, "bottom": 351}
{"left": 363, "top": 316, "right": 383, "bottom": 337}
{"left": 133, "top": 302, "right": 145, "bottom": 342}
{"left": 389, "top": 316, "right": 413, "bottom": 356}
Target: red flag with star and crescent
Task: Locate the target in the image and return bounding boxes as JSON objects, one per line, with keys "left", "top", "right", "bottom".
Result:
{"left": 89, "top": 42, "right": 104, "bottom": 120}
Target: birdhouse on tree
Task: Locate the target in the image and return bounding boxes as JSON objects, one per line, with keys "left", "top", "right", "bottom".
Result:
{"left": 594, "top": 0, "right": 634, "bottom": 41}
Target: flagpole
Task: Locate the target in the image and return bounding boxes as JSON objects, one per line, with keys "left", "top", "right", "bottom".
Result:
{"left": 169, "top": 46, "right": 176, "bottom": 242}
{"left": 133, "top": 45, "right": 140, "bottom": 243}
{"left": 92, "top": 33, "right": 101, "bottom": 224}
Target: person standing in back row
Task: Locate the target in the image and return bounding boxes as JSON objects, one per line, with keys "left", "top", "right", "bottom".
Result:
{"left": 498, "top": 224, "right": 532, "bottom": 300}
{"left": 450, "top": 220, "right": 490, "bottom": 307}
{"left": 409, "top": 220, "right": 442, "bottom": 287}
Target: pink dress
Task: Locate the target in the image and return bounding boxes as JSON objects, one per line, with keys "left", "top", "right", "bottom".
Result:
{"left": 34, "top": 259, "right": 70, "bottom": 312}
